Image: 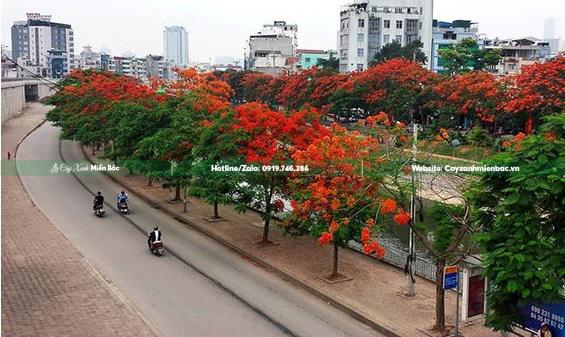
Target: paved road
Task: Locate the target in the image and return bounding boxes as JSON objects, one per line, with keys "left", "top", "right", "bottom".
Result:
{"left": 18, "top": 123, "right": 384, "bottom": 337}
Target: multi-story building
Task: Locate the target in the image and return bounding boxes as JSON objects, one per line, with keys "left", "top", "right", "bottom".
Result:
{"left": 337, "top": 0, "right": 433, "bottom": 72}
{"left": 296, "top": 49, "right": 338, "bottom": 69}
{"left": 146, "top": 54, "right": 168, "bottom": 78}
{"left": 78, "top": 45, "right": 101, "bottom": 70}
{"left": 11, "top": 13, "right": 75, "bottom": 77}
{"left": 163, "top": 26, "right": 189, "bottom": 67}
{"left": 45, "top": 49, "right": 68, "bottom": 78}
{"left": 483, "top": 37, "right": 551, "bottom": 75}
{"left": 431, "top": 20, "right": 479, "bottom": 73}
{"left": 246, "top": 21, "right": 298, "bottom": 75}
{"left": 112, "top": 56, "right": 132, "bottom": 76}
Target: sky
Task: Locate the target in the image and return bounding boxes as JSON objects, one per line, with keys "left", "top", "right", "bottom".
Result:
{"left": 2, "top": 0, "right": 564, "bottom": 63}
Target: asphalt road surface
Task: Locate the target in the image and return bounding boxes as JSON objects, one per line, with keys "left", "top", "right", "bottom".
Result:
{"left": 18, "top": 122, "right": 384, "bottom": 337}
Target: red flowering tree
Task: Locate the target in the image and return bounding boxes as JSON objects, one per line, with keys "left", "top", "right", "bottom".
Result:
{"left": 500, "top": 57, "right": 565, "bottom": 134}
{"left": 286, "top": 125, "right": 393, "bottom": 279}
{"left": 429, "top": 71, "right": 504, "bottom": 130}
{"left": 361, "top": 113, "right": 474, "bottom": 333}
{"left": 229, "top": 102, "right": 329, "bottom": 244}
{"left": 336, "top": 58, "right": 438, "bottom": 123}
{"left": 45, "top": 69, "right": 162, "bottom": 149}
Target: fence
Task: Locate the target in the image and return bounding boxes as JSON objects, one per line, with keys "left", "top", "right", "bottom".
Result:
{"left": 348, "top": 232, "right": 437, "bottom": 282}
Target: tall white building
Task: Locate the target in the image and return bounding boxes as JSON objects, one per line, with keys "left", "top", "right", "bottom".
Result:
{"left": 163, "top": 26, "right": 189, "bottom": 67}
{"left": 11, "top": 13, "right": 75, "bottom": 78}
{"left": 338, "top": 0, "right": 433, "bottom": 72}
{"left": 246, "top": 21, "right": 298, "bottom": 75}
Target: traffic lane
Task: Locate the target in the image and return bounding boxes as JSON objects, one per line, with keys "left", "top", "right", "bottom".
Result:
{"left": 64, "top": 138, "right": 383, "bottom": 337}
{"left": 18, "top": 123, "right": 289, "bottom": 337}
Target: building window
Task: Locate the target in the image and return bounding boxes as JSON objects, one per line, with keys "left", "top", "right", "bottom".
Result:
{"left": 371, "top": 6, "right": 377, "bottom": 12}
{"left": 383, "top": 34, "right": 390, "bottom": 44}
{"left": 419, "top": 22, "right": 423, "bottom": 30}
{"left": 358, "top": 33, "right": 364, "bottom": 42}
{"left": 369, "top": 17, "right": 380, "bottom": 32}
{"left": 395, "top": 7, "right": 403, "bottom": 13}
{"left": 383, "top": 6, "right": 390, "bottom": 13}
{"left": 357, "top": 64, "right": 364, "bottom": 71}
{"left": 384, "top": 20, "right": 390, "bottom": 29}
{"left": 396, "top": 21, "right": 403, "bottom": 29}
{"left": 305, "top": 57, "right": 311, "bottom": 63}
{"left": 395, "top": 35, "right": 402, "bottom": 44}
{"left": 358, "top": 19, "right": 365, "bottom": 28}
{"left": 357, "top": 48, "right": 364, "bottom": 57}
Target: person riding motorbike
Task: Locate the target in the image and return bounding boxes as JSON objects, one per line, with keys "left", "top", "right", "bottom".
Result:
{"left": 93, "top": 191, "right": 104, "bottom": 211}
{"left": 148, "top": 226, "right": 163, "bottom": 249}
{"left": 116, "top": 191, "right": 128, "bottom": 208}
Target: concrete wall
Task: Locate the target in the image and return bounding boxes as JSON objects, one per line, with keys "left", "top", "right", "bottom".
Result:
{"left": 1, "top": 79, "right": 56, "bottom": 124}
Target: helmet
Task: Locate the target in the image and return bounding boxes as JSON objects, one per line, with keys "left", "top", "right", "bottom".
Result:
{"left": 121, "top": 191, "right": 125, "bottom": 194}
{"left": 97, "top": 191, "right": 102, "bottom": 195}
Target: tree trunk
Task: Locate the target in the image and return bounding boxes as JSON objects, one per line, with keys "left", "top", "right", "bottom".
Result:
{"left": 96, "top": 142, "right": 101, "bottom": 151}
{"left": 331, "top": 242, "right": 339, "bottom": 278}
{"left": 147, "top": 178, "right": 153, "bottom": 187}
{"left": 213, "top": 201, "right": 219, "bottom": 219}
{"left": 262, "top": 208, "right": 271, "bottom": 243}
{"left": 172, "top": 182, "right": 181, "bottom": 201}
{"left": 92, "top": 142, "right": 96, "bottom": 155}
{"left": 434, "top": 258, "right": 447, "bottom": 334}
{"left": 525, "top": 113, "right": 533, "bottom": 135}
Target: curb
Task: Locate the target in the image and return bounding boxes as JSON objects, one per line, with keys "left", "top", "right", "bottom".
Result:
{"left": 81, "top": 145, "right": 405, "bottom": 337}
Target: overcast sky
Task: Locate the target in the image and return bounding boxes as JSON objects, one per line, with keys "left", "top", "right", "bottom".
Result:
{"left": 2, "top": 0, "right": 564, "bottom": 63}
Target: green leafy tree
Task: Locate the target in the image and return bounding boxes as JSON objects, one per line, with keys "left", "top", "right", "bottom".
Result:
{"left": 438, "top": 38, "right": 501, "bottom": 75}
{"left": 370, "top": 40, "right": 427, "bottom": 66}
{"left": 468, "top": 114, "right": 565, "bottom": 331}
{"left": 316, "top": 54, "right": 339, "bottom": 71}
{"left": 188, "top": 111, "right": 251, "bottom": 219}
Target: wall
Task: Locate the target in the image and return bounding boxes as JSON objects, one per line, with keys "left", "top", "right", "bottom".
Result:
{"left": 1, "top": 79, "right": 56, "bottom": 124}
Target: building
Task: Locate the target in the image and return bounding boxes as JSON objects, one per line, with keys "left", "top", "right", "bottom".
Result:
{"left": 146, "top": 54, "right": 169, "bottom": 78}
{"left": 78, "top": 45, "right": 101, "bottom": 70}
{"left": 163, "top": 26, "right": 189, "bottom": 67}
{"left": 483, "top": 37, "right": 551, "bottom": 75}
{"left": 338, "top": 0, "right": 433, "bottom": 72}
{"left": 246, "top": 21, "right": 298, "bottom": 75}
{"left": 112, "top": 56, "right": 132, "bottom": 76}
{"left": 431, "top": 20, "right": 479, "bottom": 73}
{"left": 11, "top": 13, "right": 75, "bottom": 78}
{"left": 45, "top": 49, "right": 68, "bottom": 78}
{"left": 296, "top": 49, "right": 337, "bottom": 69}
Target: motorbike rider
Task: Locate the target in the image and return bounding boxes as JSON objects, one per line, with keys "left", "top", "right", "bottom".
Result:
{"left": 93, "top": 191, "right": 104, "bottom": 211}
{"left": 116, "top": 190, "right": 128, "bottom": 208}
{"left": 148, "top": 226, "right": 163, "bottom": 248}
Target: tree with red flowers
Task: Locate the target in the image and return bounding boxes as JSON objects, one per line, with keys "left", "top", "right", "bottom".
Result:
{"left": 362, "top": 113, "right": 475, "bottom": 334}
{"left": 335, "top": 58, "right": 438, "bottom": 123}
{"left": 286, "top": 125, "right": 391, "bottom": 279}
{"left": 500, "top": 57, "right": 565, "bottom": 134}
{"left": 229, "top": 102, "right": 329, "bottom": 244}
{"left": 429, "top": 71, "right": 504, "bottom": 130}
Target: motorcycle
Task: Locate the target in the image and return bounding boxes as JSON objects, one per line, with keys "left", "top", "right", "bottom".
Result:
{"left": 93, "top": 203, "right": 105, "bottom": 217}
{"left": 148, "top": 238, "right": 165, "bottom": 257}
{"left": 118, "top": 201, "right": 129, "bottom": 214}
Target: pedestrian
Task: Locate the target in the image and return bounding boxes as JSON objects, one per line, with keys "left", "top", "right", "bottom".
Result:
{"left": 537, "top": 322, "right": 552, "bottom": 337}
{"left": 7, "top": 151, "right": 11, "bottom": 160}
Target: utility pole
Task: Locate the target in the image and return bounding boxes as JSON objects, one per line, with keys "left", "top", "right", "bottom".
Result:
{"left": 407, "top": 124, "right": 418, "bottom": 297}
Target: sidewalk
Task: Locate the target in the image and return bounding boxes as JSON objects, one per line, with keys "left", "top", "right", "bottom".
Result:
{"left": 85, "top": 146, "right": 501, "bottom": 337}
{"left": 1, "top": 104, "right": 156, "bottom": 337}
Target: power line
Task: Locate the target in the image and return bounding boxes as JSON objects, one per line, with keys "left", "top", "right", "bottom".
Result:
{"left": 1, "top": 52, "right": 62, "bottom": 90}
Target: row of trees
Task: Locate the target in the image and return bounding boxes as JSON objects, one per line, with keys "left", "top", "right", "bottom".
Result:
{"left": 215, "top": 56, "right": 564, "bottom": 136}
{"left": 44, "top": 62, "right": 564, "bottom": 335}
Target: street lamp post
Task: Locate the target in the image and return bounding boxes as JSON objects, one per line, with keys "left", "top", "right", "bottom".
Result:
{"left": 407, "top": 123, "right": 418, "bottom": 297}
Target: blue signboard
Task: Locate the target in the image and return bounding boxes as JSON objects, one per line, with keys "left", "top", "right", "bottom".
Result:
{"left": 443, "top": 266, "right": 458, "bottom": 290}
{"left": 521, "top": 301, "right": 565, "bottom": 337}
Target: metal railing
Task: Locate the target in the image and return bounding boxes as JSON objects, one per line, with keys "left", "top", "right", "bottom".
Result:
{"left": 348, "top": 233, "right": 437, "bottom": 281}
